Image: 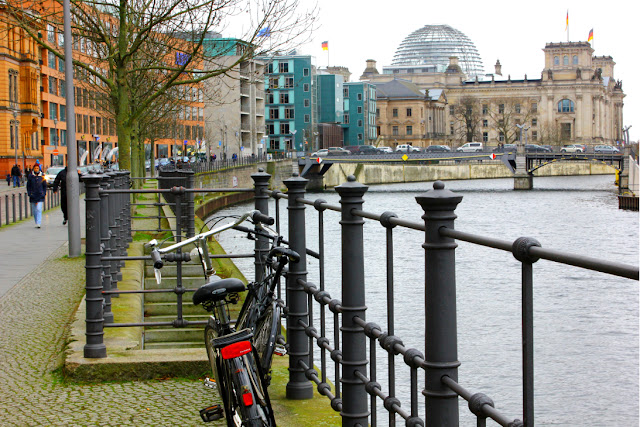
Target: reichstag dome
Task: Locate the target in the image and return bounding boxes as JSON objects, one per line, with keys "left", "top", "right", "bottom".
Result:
{"left": 392, "top": 24, "right": 485, "bottom": 77}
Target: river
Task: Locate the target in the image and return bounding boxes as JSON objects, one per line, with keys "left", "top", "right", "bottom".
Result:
{"left": 207, "top": 175, "right": 639, "bottom": 426}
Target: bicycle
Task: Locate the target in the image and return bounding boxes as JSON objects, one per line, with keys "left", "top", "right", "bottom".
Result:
{"left": 148, "top": 210, "right": 299, "bottom": 426}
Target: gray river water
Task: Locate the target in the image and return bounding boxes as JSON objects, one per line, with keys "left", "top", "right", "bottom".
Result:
{"left": 207, "top": 175, "right": 639, "bottom": 426}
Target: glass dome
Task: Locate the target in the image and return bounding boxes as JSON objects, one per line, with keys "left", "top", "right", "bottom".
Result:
{"left": 392, "top": 25, "right": 484, "bottom": 78}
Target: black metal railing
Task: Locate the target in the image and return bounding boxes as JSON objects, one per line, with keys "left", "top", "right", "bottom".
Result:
{"left": 82, "top": 167, "right": 639, "bottom": 426}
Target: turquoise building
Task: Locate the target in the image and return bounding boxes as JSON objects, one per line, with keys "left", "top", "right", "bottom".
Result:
{"left": 342, "top": 82, "right": 377, "bottom": 146}
{"left": 259, "top": 54, "right": 315, "bottom": 153}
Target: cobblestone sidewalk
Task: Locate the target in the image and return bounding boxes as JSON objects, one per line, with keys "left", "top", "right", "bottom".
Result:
{"left": 0, "top": 244, "right": 222, "bottom": 426}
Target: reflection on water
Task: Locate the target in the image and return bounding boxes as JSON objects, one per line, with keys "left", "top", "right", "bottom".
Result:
{"left": 209, "top": 175, "right": 638, "bottom": 426}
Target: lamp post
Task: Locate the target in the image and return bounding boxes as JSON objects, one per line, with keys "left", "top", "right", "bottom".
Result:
{"left": 12, "top": 110, "right": 18, "bottom": 168}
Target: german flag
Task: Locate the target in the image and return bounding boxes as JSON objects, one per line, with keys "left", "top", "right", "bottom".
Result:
{"left": 587, "top": 28, "right": 593, "bottom": 42}
{"left": 321, "top": 41, "right": 328, "bottom": 51}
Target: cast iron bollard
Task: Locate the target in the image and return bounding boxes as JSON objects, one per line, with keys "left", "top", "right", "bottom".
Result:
{"left": 19, "top": 193, "right": 22, "bottom": 220}
{"left": 12, "top": 194, "right": 16, "bottom": 222}
{"left": 415, "top": 181, "right": 463, "bottom": 426}
{"left": 252, "top": 168, "right": 271, "bottom": 283}
{"left": 335, "top": 175, "right": 369, "bottom": 426}
{"left": 84, "top": 172, "right": 107, "bottom": 358}
{"left": 99, "top": 174, "right": 114, "bottom": 323}
{"left": 283, "top": 173, "right": 314, "bottom": 400}
{"left": 105, "top": 172, "right": 120, "bottom": 292}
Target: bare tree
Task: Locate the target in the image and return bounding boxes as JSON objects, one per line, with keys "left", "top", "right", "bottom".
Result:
{"left": 486, "top": 98, "right": 535, "bottom": 145}
{"left": 5, "top": 0, "right": 317, "bottom": 175}
{"left": 450, "top": 96, "right": 482, "bottom": 143}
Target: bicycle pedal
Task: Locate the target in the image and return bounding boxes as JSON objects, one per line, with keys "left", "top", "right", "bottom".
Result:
{"left": 199, "top": 404, "right": 224, "bottom": 422}
{"left": 203, "top": 377, "right": 217, "bottom": 389}
{"left": 274, "top": 344, "right": 287, "bottom": 356}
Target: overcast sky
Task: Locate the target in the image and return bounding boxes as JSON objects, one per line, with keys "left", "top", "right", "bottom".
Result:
{"left": 275, "top": 0, "right": 637, "bottom": 142}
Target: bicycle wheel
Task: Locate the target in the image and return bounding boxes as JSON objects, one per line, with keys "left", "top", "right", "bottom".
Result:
{"left": 225, "top": 349, "right": 276, "bottom": 426}
{"left": 253, "top": 301, "right": 282, "bottom": 382}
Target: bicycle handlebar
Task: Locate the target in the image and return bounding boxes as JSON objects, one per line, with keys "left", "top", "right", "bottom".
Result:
{"left": 268, "top": 247, "right": 300, "bottom": 263}
{"left": 150, "top": 249, "right": 163, "bottom": 269}
{"left": 251, "top": 211, "right": 275, "bottom": 226}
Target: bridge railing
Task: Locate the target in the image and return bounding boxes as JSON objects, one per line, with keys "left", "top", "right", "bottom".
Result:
{"left": 259, "top": 172, "right": 638, "bottom": 427}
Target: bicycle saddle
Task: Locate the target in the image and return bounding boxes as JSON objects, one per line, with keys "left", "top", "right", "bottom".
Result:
{"left": 193, "top": 278, "right": 246, "bottom": 305}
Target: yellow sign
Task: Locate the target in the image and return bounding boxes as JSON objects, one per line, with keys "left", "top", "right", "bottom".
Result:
{"left": 402, "top": 154, "right": 409, "bottom": 161}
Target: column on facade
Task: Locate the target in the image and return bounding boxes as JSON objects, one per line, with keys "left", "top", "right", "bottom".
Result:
{"left": 575, "top": 94, "right": 583, "bottom": 141}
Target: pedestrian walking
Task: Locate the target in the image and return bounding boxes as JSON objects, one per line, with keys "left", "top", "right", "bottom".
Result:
{"left": 5, "top": 173, "right": 10, "bottom": 186}
{"left": 27, "top": 164, "right": 47, "bottom": 228}
{"left": 11, "top": 164, "right": 21, "bottom": 187}
{"left": 52, "top": 166, "right": 69, "bottom": 225}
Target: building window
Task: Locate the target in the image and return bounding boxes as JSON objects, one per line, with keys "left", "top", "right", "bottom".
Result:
{"left": 531, "top": 102, "right": 538, "bottom": 113}
{"left": 483, "top": 119, "right": 488, "bottom": 127}
{"left": 304, "top": 99, "right": 310, "bottom": 108}
{"left": 285, "top": 108, "right": 294, "bottom": 119}
{"left": 60, "top": 105, "right": 66, "bottom": 122}
{"left": 561, "top": 123, "right": 571, "bottom": 140}
{"left": 303, "top": 83, "right": 309, "bottom": 92}
{"left": 303, "top": 68, "right": 309, "bottom": 77}
{"left": 515, "top": 103, "right": 521, "bottom": 114}
{"left": 483, "top": 132, "right": 488, "bottom": 142}
{"left": 482, "top": 104, "right": 488, "bottom": 114}
{"left": 48, "top": 51, "right": 56, "bottom": 69}
{"left": 499, "top": 132, "right": 505, "bottom": 142}
{"left": 376, "top": 108, "right": 380, "bottom": 118}
{"left": 266, "top": 124, "right": 275, "bottom": 135}
{"left": 269, "top": 77, "right": 278, "bottom": 89}
{"left": 532, "top": 118, "right": 537, "bottom": 127}
{"left": 279, "top": 93, "right": 289, "bottom": 104}
{"left": 557, "top": 99, "right": 575, "bottom": 113}
{"left": 60, "top": 80, "right": 65, "bottom": 97}
{"left": 60, "top": 129, "right": 66, "bottom": 146}
{"left": 343, "top": 88, "right": 349, "bottom": 97}
{"left": 269, "top": 108, "right": 279, "bottom": 119}
{"left": 406, "top": 108, "right": 412, "bottom": 117}
{"left": 554, "top": 56, "right": 559, "bottom": 66}
{"left": 357, "top": 133, "right": 363, "bottom": 141}
{"left": 357, "top": 106, "right": 362, "bottom": 114}
{"left": 284, "top": 77, "right": 294, "bottom": 88}
{"left": 48, "top": 24, "right": 55, "bottom": 42}
{"left": 406, "top": 125, "right": 412, "bottom": 135}
{"left": 573, "top": 55, "right": 578, "bottom": 65}
{"left": 498, "top": 104, "right": 505, "bottom": 114}
{"left": 532, "top": 131, "right": 538, "bottom": 141}
{"left": 563, "top": 55, "right": 569, "bottom": 65}
{"left": 343, "top": 114, "right": 349, "bottom": 124}
{"left": 266, "top": 63, "right": 273, "bottom": 74}
{"left": 392, "top": 108, "right": 398, "bottom": 118}
{"left": 358, "top": 119, "right": 363, "bottom": 127}
{"left": 279, "top": 62, "right": 289, "bottom": 73}
{"left": 449, "top": 106, "right": 454, "bottom": 115}
{"left": 392, "top": 126, "right": 399, "bottom": 136}
{"left": 269, "top": 138, "right": 279, "bottom": 150}
{"left": 49, "top": 103, "right": 58, "bottom": 120}
{"left": 304, "top": 114, "right": 310, "bottom": 123}
{"left": 267, "top": 93, "right": 274, "bottom": 104}
{"left": 280, "top": 123, "right": 290, "bottom": 135}
{"left": 357, "top": 93, "right": 362, "bottom": 101}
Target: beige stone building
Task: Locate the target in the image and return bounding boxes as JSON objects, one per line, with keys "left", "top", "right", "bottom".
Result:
{"left": 361, "top": 42, "right": 625, "bottom": 148}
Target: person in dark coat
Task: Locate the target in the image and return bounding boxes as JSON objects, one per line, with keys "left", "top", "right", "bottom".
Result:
{"left": 52, "top": 166, "right": 69, "bottom": 225}
{"left": 27, "top": 164, "right": 47, "bottom": 228}
{"left": 11, "top": 164, "right": 21, "bottom": 187}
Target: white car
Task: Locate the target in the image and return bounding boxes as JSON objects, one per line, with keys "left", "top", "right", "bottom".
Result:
{"left": 560, "top": 144, "right": 584, "bottom": 153}
{"left": 395, "top": 144, "right": 420, "bottom": 153}
{"left": 377, "top": 146, "right": 393, "bottom": 154}
{"left": 44, "top": 166, "right": 65, "bottom": 187}
{"left": 456, "top": 142, "right": 484, "bottom": 152}
{"left": 311, "top": 149, "right": 329, "bottom": 157}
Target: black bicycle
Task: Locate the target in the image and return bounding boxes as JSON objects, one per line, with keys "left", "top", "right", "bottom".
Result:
{"left": 148, "top": 210, "right": 298, "bottom": 426}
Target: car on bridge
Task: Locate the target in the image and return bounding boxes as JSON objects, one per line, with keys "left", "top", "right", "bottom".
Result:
{"left": 344, "top": 145, "right": 381, "bottom": 155}
{"left": 327, "top": 147, "right": 350, "bottom": 155}
{"left": 424, "top": 145, "right": 451, "bottom": 153}
{"left": 395, "top": 144, "right": 420, "bottom": 153}
{"left": 560, "top": 144, "right": 585, "bottom": 153}
{"left": 594, "top": 145, "right": 620, "bottom": 154}
{"left": 377, "top": 146, "right": 394, "bottom": 154}
{"left": 493, "top": 144, "right": 517, "bottom": 153}
{"left": 311, "top": 149, "right": 329, "bottom": 157}
{"left": 456, "top": 142, "right": 483, "bottom": 152}
{"left": 525, "top": 144, "right": 552, "bottom": 153}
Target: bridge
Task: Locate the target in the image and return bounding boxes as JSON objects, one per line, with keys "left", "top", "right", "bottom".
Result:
{"left": 80, "top": 167, "right": 639, "bottom": 426}
{"left": 297, "top": 149, "right": 626, "bottom": 190}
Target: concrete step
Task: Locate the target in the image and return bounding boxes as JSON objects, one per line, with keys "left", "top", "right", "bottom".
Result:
{"left": 143, "top": 315, "right": 209, "bottom": 329}
{"left": 143, "top": 291, "right": 199, "bottom": 304}
{"left": 144, "top": 302, "right": 208, "bottom": 317}
{"left": 144, "top": 341, "right": 205, "bottom": 350}
{"left": 145, "top": 328, "right": 204, "bottom": 343}
{"left": 144, "top": 276, "right": 209, "bottom": 290}
{"left": 144, "top": 264, "right": 205, "bottom": 277}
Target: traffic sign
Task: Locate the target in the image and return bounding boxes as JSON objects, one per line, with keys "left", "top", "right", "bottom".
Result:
{"left": 490, "top": 153, "right": 496, "bottom": 160}
{"left": 316, "top": 157, "right": 322, "bottom": 164}
{"left": 52, "top": 149, "right": 59, "bottom": 155}
{"left": 402, "top": 154, "right": 409, "bottom": 161}
{"left": 184, "top": 140, "right": 188, "bottom": 145}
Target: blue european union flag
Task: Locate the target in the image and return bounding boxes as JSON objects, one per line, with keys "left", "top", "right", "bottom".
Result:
{"left": 176, "top": 52, "right": 190, "bottom": 66}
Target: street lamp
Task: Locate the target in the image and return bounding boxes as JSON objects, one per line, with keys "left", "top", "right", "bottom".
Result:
{"left": 12, "top": 110, "right": 18, "bottom": 167}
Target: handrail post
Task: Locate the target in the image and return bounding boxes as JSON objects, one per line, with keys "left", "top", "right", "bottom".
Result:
{"left": 99, "top": 175, "right": 113, "bottom": 323}
{"left": 415, "top": 180, "right": 463, "bottom": 426}
{"left": 335, "top": 175, "right": 369, "bottom": 426}
{"left": 283, "top": 172, "right": 313, "bottom": 400}
{"left": 252, "top": 168, "right": 271, "bottom": 283}
{"left": 83, "top": 173, "right": 107, "bottom": 358}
